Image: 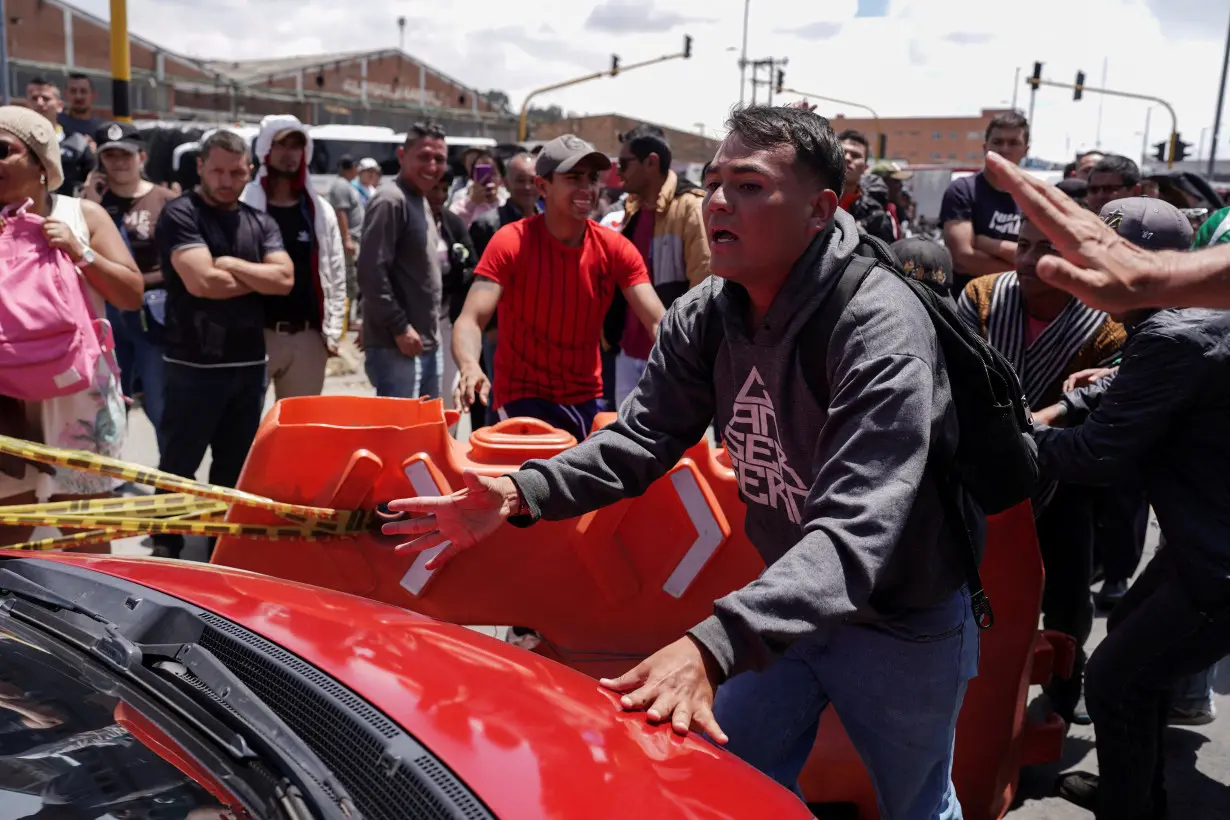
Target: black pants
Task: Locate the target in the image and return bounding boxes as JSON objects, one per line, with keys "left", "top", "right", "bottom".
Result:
{"left": 152, "top": 361, "right": 265, "bottom": 555}
{"left": 1036, "top": 482, "right": 1096, "bottom": 707}
{"left": 1094, "top": 482, "right": 1149, "bottom": 584}
{"left": 1086, "top": 551, "right": 1230, "bottom": 819}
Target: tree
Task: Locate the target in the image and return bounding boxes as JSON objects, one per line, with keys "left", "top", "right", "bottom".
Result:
{"left": 482, "top": 89, "right": 511, "bottom": 113}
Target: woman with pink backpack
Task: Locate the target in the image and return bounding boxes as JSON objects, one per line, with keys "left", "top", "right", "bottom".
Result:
{"left": 0, "top": 106, "right": 142, "bottom": 551}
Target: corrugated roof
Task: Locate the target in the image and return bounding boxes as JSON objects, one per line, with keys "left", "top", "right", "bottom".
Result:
{"left": 202, "top": 50, "right": 376, "bottom": 84}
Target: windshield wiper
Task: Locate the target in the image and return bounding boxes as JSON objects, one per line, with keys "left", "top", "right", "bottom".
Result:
{"left": 0, "top": 568, "right": 141, "bottom": 670}
{"left": 144, "top": 641, "right": 361, "bottom": 820}
{"left": 0, "top": 568, "right": 357, "bottom": 819}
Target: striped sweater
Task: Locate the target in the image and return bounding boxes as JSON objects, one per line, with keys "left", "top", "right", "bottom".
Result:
{"left": 957, "top": 272, "right": 1126, "bottom": 411}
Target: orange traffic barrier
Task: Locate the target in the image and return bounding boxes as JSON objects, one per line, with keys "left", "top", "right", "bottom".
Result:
{"left": 212, "top": 397, "right": 1074, "bottom": 820}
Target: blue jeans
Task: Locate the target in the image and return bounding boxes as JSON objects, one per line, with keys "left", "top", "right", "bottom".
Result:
{"left": 1172, "top": 658, "right": 1222, "bottom": 710}
{"left": 106, "top": 304, "right": 167, "bottom": 452}
{"left": 364, "top": 346, "right": 443, "bottom": 399}
{"left": 712, "top": 588, "right": 979, "bottom": 819}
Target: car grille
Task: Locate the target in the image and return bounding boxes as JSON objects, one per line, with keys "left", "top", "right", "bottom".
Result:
{"left": 197, "top": 612, "right": 491, "bottom": 820}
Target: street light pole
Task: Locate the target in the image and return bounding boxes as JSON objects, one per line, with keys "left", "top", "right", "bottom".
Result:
{"left": 1011, "top": 66, "right": 1020, "bottom": 111}
{"left": 1208, "top": 7, "right": 1230, "bottom": 177}
{"left": 738, "top": 0, "right": 747, "bottom": 105}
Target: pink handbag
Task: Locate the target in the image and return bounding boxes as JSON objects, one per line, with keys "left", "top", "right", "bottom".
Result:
{"left": 0, "top": 198, "right": 112, "bottom": 401}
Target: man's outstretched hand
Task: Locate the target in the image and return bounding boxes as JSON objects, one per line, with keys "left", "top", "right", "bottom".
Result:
{"left": 983, "top": 152, "right": 1167, "bottom": 314}
{"left": 600, "top": 636, "right": 728, "bottom": 743}
{"left": 382, "top": 471, "right": 522, "bottom": 570}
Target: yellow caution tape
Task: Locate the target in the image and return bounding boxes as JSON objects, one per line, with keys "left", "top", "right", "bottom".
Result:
{"left": 0, "top": 435, "right": 384, "bottom": 550}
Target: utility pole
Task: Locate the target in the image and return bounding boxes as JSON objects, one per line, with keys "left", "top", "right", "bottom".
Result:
{"left": 398, "top": 16, "right": 406, "bottom": 51}
{"left": 1141, "top": 106, "right": 1153, "bottom": 165}
{"left": 1011, "top": 66, "right": 1020, "bottom": 111}
{"left": 738, "top": 0, "right": 750, "bottom": 106}
{"left": 0, "top": 0, "right": 9, "bottom": 106}
{"left": 748, "top": 56, "right": 787, "bottom": 107}
{"left": 110, "top": 0, "right": 132, "bottom": 123}
{"left": 1095, "top": 57, "right": 1108, "bottom": 148}
{"left": 1209, "top": 7, "right": 1230, "bottom": 177}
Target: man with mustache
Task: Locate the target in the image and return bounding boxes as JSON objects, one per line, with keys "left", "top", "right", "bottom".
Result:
{"left": 450, "top": 134, "right": 665, "bottom": 440}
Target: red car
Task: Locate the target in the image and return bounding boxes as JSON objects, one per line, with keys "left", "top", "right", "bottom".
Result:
{"left": 0, "top": 551, "right": 811, "bottom": 819}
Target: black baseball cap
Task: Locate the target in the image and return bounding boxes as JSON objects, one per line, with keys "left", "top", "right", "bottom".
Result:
{"left": 535, "top": 134, "right": 611, "bottom": 177}
{"left": 94, "top": 121, "right": 145, "bottom": 154}
{"left": 1100, "top": 197, "right": 1193, "bottom": 251}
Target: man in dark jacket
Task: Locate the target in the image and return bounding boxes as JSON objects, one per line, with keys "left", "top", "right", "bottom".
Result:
{"left": 837, "top": 129, "right": 897, "bottom": 243}
{"left": 384, "top": 106, "right": 979, "bottom": 816}
{"left": 1030, "top": 198, "right": 1230, "bottom": 820}
{"left": 357, "top": 122, "right": 448, "bottom": 399}
{"left": 427, "top": 170, "right": 478, "bottom": 426}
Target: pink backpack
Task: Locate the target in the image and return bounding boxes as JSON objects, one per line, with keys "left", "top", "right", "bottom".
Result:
{"left": 0, "top": 198, "right": 111, "bottom": 401}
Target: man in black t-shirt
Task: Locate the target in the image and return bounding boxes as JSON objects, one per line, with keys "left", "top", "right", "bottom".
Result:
{"left": 940, "top": 110, "right": 1028, "bottom": 292}
{"left": 153, "top": 130, "right": 292, "bottom": 557}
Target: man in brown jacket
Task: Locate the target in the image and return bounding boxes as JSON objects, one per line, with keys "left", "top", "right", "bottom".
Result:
{"left": 605, "top": 124, "right": 710, "bottom": 406}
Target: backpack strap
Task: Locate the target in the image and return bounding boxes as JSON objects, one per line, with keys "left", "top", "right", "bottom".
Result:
{"left": 801, "top": 252, "right": 994, "bottom": 629}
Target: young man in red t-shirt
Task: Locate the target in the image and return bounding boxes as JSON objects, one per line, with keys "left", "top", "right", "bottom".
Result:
{"left": 451, "top": 134, "right": 665, "bottom": 440}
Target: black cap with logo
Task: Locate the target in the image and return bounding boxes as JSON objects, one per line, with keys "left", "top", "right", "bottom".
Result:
{"left": 94, "top": 121, "right": 145, "bottom": 155}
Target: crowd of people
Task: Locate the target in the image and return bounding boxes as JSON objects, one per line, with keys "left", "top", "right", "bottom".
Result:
{"left": 0, "top": 70, "right": 1227, "bottom": 820}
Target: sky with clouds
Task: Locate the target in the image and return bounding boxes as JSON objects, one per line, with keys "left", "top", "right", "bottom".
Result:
{"left": 75, "top": 0, "right": 1230, "bottom": 165}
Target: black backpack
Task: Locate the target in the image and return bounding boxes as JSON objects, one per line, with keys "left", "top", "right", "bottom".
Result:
{"left": 707, "top": 235, "right": 1037, "bottom": 629}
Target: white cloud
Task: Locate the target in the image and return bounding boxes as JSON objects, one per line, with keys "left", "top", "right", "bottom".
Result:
{"left": 71, "top": 0, "right": 1229, "bottom": 165}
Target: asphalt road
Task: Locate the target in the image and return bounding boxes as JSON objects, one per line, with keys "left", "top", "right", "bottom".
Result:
{"left": 105, "top": 360, "right": 1228, "bottom": 819}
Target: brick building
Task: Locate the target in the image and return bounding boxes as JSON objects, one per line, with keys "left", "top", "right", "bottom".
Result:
{"left": 1, "top": 0, "right": 516, "bottom": 139}
{"left": 828, "top": 108, "right": 1019, "bottom": 166}
{"left": 533, "top": 114, "right": 720, "bottom": 167}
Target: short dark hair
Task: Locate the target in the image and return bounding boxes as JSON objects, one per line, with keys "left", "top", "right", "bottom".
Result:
{"left": 985, "top": 111, "right": 1030, "bottom": 144}
{"left": 199, "top": 129, "right": 249, "bottom": 162}
{"left": 837, "top": 129, "right": 870, "bottom": 154}
{"left": 338, "top": 155, "right": 356, "bottom": 171}
{"left": 27, "top": 76, "right": 57, "bottom": 89}
{"left": 405, "top": 121, "right": 446, "bottom": 147}
{"left": 620, "top": 124, "right": 672, "bottom": 175}
{"left": 1090, "top": 154, "right": 1141, "bottom": 188}
{"left": 67, "top": 72, "right": 93, "bottom": 89}
{"left": 724, "top": 105, "right": 846, "bottom": 197}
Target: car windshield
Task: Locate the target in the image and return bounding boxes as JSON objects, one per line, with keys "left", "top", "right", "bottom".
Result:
{"left": 0, "top": 626, "right": 237, "bottom": 820}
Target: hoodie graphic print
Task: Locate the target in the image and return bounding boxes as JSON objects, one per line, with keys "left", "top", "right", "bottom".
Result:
{"left": 723, "top": 367, "right": 809, "bottom": 525}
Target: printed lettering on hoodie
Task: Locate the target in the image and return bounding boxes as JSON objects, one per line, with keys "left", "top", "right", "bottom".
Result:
{"left": 723, "top": 367, "right": 810, "bottom": 524}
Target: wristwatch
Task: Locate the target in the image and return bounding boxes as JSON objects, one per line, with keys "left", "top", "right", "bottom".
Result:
{"left": 75, "top": 246, "right": 96, "bottom": 268}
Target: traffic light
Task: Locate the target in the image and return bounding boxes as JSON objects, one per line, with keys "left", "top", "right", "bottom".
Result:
{"left": 1030, "top": 61, "right": 1042, "bottom": 88}
{"left": 1153, "top": 141, "right": 1168, "bottom": 163}
{"left": 1074, "top": 70, "right": 1085, "bottom": 101}
{"left": 684, "top": 34, "right": 692, "bottom": 59}
{"left": 775, "top": 69, "right": 784, "bottom": 94}
{"left": 1173, "top": 133, "right": 1192, "bottom": 162}
{"left": 611, "top": 54, "right": 620, "bottom": 76}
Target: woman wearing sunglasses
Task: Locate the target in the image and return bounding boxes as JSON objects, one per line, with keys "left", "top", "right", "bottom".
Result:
{"left": 0, "top": 106, "right": 142, "bottom": 549}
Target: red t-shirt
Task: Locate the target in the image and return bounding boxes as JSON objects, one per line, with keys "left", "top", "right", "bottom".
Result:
{"left": 475, "top": 215, "right": 650, "bottom": 406}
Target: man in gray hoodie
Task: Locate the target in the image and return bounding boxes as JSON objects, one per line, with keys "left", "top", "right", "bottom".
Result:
{"left": 384, "top": 106, "right": 979, "bottom": 817}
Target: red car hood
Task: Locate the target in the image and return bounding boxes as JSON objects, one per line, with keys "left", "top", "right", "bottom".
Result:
{"left": 14, "top": 553, "right": 809, "bottom": 820}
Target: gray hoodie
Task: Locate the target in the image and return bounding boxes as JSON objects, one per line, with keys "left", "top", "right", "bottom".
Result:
{"left": 508, "top": 210, "right": 974, "bottom": 680}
